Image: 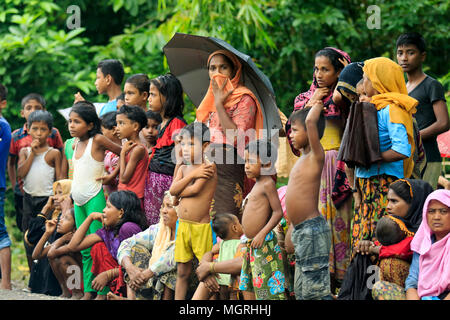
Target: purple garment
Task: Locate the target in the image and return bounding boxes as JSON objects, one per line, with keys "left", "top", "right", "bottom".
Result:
{"left": 143, "top": 171, "right": 173, "bottom": 226}
{"left": 95, "top": 222, "right": 142, "bottom": 260}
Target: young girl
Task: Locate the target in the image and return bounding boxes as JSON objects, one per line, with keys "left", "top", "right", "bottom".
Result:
{"left": 68, "top": 101, "right": 122, "bottom": 299}
{"left": 193, "top": 213, "right": 244, "bottom": 300}
{"left": 99, "top": 111, "right": 121, "bottom": 196}
{"left": 123, "top": 73, "right": 150, "bottom": 111}
{"left": 67, "top": 190, "right": 147, "bottom": 300}
{"left": 142, "top": 110, "right": 162, "bottom": 151}
{"left": 144, "top": 73, "right": 186, "bottom": 226}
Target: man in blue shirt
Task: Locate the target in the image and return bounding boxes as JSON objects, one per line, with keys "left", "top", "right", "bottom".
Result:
{"left": 0, "top": 83, "right": 12, "bottom": 290}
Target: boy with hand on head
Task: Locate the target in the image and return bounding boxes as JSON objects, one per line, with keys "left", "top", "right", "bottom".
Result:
{"left": 17, "top": 110, "right": 62, "bottom": 277}
{"left": 0, "top": 83, "right": 12, "bottom": 290}
{"left": 8, "top": 93, "right": 63, "bottom": 232}
{"left": 286, "top": 102, "right": 333, "bottom": 300}
{"left": 74, "top": 59, "right": 124, "bottom": 117}
{"left": 238, "top": 139, "right": 286, "bottom": 300}
{"left": 169, "top": 122, "right": 218, "bottom": 300}
{"left": 115, "top": 105, "right": 149, "bottom": 208}
{"left": 396, "top": 32, "right": 449, "bottom": 188}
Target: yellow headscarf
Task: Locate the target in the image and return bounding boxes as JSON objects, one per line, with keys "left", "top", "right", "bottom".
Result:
{"left": 363, "top": 57, "right": 418, "bottom": 178}
{"left": 148, "top": 191, "right": 177, "bottom": 267}
{"left": 51, "top": 179, "right": 72, "bottom": 220}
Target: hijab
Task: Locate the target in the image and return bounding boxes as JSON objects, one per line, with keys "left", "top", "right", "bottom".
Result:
{"left": 196, "top": 50, "right": 264, "bottom": 137}
{"left": 362, "top": 57, "right": 418, "bottom": 178}
{"left": 336, "top": 62, "right": 364, "bottom": 104}
{"left": 51, "top": 179, "right": 72, "bottom": 220}
{"left": 391, "top": 179, "right": 434, "bottom": 233}
{"left": 410, "top": 190, "right": 450, "bottom": 297}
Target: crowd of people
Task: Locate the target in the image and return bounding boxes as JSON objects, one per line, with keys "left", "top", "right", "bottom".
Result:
{"left": 0, "top": 31, "right": 449, "bottom": 301}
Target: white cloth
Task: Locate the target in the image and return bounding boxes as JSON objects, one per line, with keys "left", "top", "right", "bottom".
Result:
{"left": 71, "top": 137, "right": 105, "bottom": 206}
{"left": 23, "top": 147, "right": 55, "bottom": 197}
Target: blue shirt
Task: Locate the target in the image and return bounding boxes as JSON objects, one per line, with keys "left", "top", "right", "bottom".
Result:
{"left": 356, "top": 105, "right": 411, "bottom": 179}
{"left": 98, "top": 100, "right": 118, "bottom": 117}
{"left": 0, "top": 116, "right": 11, "bottom": 189}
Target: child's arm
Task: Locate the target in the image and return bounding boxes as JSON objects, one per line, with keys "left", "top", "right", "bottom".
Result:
{"left": 49, "top": 149, "right": 63, "bottom": 181}
{"left": 97, "top": 165, "right": 120, "bottom": 186}
{"left": 95, "top": 134, "right": 122, "bottom": 155}
{"left": 179, "top": 164, "right": 216, "bottom": 198}
{"left": 60, "top": 146, "right": 69, "bottom": 179}
{"left": 169, "top": 163, "right": 215, "bottom": 197}
{"left": 32, "top": 219, "right": 57, "bottom": 260}
{"left": 66, "top": 212, "right": 103, "bottom": 252}
{"left": 47, "top": 232, "right": 74, "bottom": 259}
{"left": 7, "top": 155, "right": 17, "bottom": 189}
{"left": 251, "top": 179, "right": 283, "bottom": 249}
{"left": 305, "top": 101, "right": 325, "bottom": 161}
{"left": 119, "top": 142, "right": 145, "bottom": 184}
{"left": 17, "top": 146, "right": 35, "bottom": 179}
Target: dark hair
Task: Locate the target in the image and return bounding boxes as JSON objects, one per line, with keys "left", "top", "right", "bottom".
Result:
{"left": 97, "top": 59, "right": 124, "bottom": 85}
{"left": 245, "top": 139, "right": 277, "bottom": 165}
{"left": 27, "top": 110, "right": 53, "bottom": 130}
{"left": 100, "top": 111, "right": 117, "bottom": 130}
{"left": 289, "top": 108, "right": 326, "bottom": 139}
{"left": 126, "top": 73, "right": 150, "bottom": 94}
{"left": 315, "top": 48, "right": 346, "bottom": 73}
{"left": 21, "top": 93, "right": 46, "bottom": 109}
{"left": 116, "top": 92, "right": 125, "bottom": 101}
{"left": 212, "top": 213, "right": 236, "bottom": 239}
{"left": 396, "top": 32, "right": 426, "bottom": 53}
{"left": 0, "top": 83, "right": 7, "bottom": 101}
{"left": 108, "top": 190, "right": 148, "bottom": 234}
{"left": 376, "top": 216, "right": 407, "bottom": 246}
{"left": 70, "top": 101, "right": 102, "bottom": 137}
{"left": 180, "top": 122, "right": 210, "bottom": 143}
{"left": 145, "top": 110, "right": 162, "bottom": 124}
{"left": 389, "top": 180, "right": 413, "bottom": 204}
{"left": 117, "top": 105, "right": 148, "bottom": 131}
{"left": 150, "top": 73, "right": 184, "bottom": 119}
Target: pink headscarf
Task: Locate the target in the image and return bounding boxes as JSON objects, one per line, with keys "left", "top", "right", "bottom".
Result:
{"left": 410, "top": 189, "right": 450, "bottom": 298}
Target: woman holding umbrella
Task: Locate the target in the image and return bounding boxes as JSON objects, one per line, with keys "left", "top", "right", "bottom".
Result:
{"left": 196, "top": 50, "right": 264, "bottom": 219}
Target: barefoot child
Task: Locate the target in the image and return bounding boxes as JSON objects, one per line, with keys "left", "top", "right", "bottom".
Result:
{"left": 67, "top": 190, "right": 147, "bottom": 299}
{"left": 169, "top": 122, "right": 218, "bottom": 300}
{"left": 286, "top": 102, "right": 333, "bottom": 300}
{"left": 116, "top": 105, "right": 149, "bottom": 209}
{"left": 238, "top": 139, "right": 286, "bottom": 300}
{"left": 68, "top": 101, "right": 122, "bottom": 299}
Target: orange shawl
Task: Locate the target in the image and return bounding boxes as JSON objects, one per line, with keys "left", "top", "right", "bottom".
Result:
{"left": 196, "top": 50, "right": 264, "bottom": 138}
{"left": 363, "top": 57, "right": 418, "bottom": 178}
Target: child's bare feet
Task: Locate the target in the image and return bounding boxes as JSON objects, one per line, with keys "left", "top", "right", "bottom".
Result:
{"left": 71, "top": 290, "right": 84, "bottom": 300}
{"left": 95, "top": 294, "right": 107, "bottom": 300}
{"left": 107, "top": 292, "right": 126, "bottom": 300}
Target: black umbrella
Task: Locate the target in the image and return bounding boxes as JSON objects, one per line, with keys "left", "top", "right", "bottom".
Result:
{"left": 163, "top": 32, "right": 282, "bottom": 134}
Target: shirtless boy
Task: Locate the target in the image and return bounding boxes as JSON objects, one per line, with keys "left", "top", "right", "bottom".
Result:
{"left": 286, "top": 101, "right": 333, "bottom": 300}
{"left": 238, "top": 139, "right": 286, "bottom": 300}
{"left": 169, "top": 122, "right": 217, "bottom": 300}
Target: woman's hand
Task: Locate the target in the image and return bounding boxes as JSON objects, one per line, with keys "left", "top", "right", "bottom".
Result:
{"left": 353, "top": 190, "right": 362, "bottom": 211}
{"left": 42, "top": 196, "right": 55, "bottom": 215}
{"left": 92, "top": 271, "right": 110, "bottom": 291}
{"left": 309, "top": 87, "right": 330, "bottom": 104}
{"left": 211, "top": 77, "right": 234, "bottom": 107}
{"left": 90, "top": 212, "right": 103, "bottom": 223}
{"left": 338, "top": 57, "right": 349, "bottom": 68}
{"left": 61, "top": 231, "right": 74, "bottom": 243}
{"left": 355, "top": 240, "right": 374, "bottom": 255}
{"left": 203, "top": 275, "right": 220, "bottom": 293}
{"left": 59, "top": 196, "right": 73, "bottom": 213}
{"left": 195, "top": 261, "right": 211, "bottom": 282}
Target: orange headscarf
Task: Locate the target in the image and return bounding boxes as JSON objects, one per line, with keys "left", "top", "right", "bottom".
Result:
{"left": 363, "top": 57, "right": 418, "bottom": 179}
{"left": 196, "top": 50, "right": 264, "bottom": 137}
